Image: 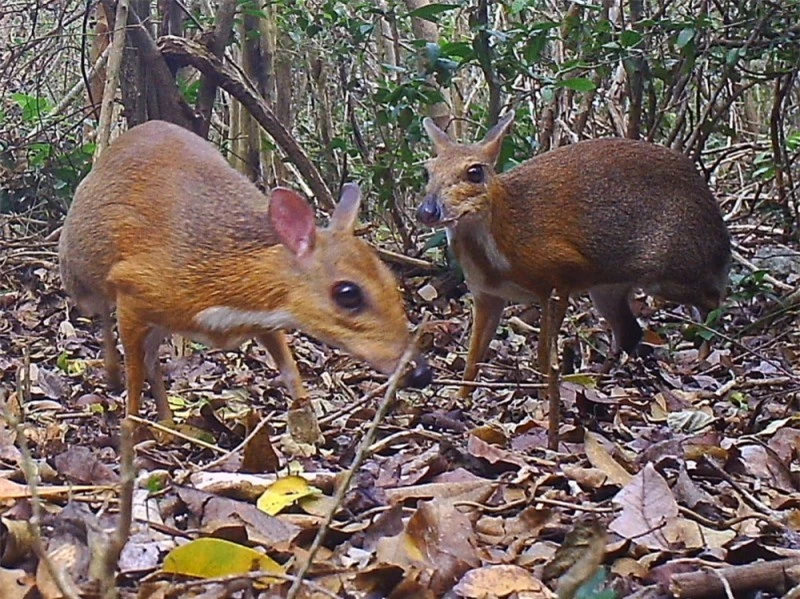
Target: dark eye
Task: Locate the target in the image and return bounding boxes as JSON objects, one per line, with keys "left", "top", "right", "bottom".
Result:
{"left": 466, "top": 164, "right": 484, "bottom": 183}
{"left": 332, "top": 281, "right": 365, "bottom": 312}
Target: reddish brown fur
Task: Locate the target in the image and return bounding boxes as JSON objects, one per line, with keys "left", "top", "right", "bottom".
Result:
{"left": 60, "top": 121, "right": 416, "bottom": 426}
{"left": 420, "top": 112, "right": 731, "bottom": 409}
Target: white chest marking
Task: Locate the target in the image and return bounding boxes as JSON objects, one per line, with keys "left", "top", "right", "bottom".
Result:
{"left": 194, "top": 307, "right": 297, "bottom": 334}
{"left": 447, "top": 224, "right": 533, "bottom": 302}
{"left": 478, "top": 229, "right": 511, "bottom": 272}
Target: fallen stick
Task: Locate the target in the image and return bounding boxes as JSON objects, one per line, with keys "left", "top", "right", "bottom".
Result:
{"left": 669, "top": 557, "right": 800, "bottom": 598}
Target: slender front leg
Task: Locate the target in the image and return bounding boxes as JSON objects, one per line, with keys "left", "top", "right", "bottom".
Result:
{"left": 144, "top": 328, "right": 170, "bottom": 421}
{"left": 257, "top": 331, "right": 305, "bottom": 404}
{"left": 102, "top": 311, "right": 123, "bottom": 393}
{"left": 546, "top": 291, "right": 570, "bottom": 451}
{"left": 257, "top": 331, "right": 321, "bottom": 445}
{"left": 115, "top": 298, "right": 148, "bottom": 418}
{"left": 460, "top": 292, "right": 506, "bottom": 399}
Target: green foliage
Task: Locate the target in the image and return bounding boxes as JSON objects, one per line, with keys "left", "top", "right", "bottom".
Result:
{"left": 12, "top": 92, "right": 52, "bottom": 122}
{"left": 576, "top": 567, "right": 616, "bottom": 599}
{"left": 0, "top": 99, "right": 94, "bottom": 215}
{"left": 728, "top": 270, "right": 775, "bottom": 303}
{"left": 408, "top": 3, "right": 460, "bottom": 22}
{"left": 251, "top": 0, "right": 793, "bottom": 246}
{"left": 2, "top": 0, "right": 798, "bottom": 241}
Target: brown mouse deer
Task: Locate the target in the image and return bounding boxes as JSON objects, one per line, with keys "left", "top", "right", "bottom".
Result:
{"left": 417, "top": 111, "right": 730, "bottom": 448}
{"left": 60, "top": 120, "right": 431, "bottom": 444}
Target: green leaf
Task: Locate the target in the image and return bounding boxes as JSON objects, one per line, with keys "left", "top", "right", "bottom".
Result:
{"left": 408, "top": 3, "right": 459, "bottom": 23}
{"left": 525, "top": 33, "right": 548, "bottom": 63}
{"left": 510, "top": 0, "right": 530, "bottom": 14}
{"left": 422, "top": 229, "right": 448, "bottom": 253}
{"left": 620, "top": 29, "right": 642, "bottom": 48}
{"left": 676, "top": 27, "right": 695, "bottom": 49}
{"left": 12, "top": 93, "right": 51, "bottom": 122}
{"left": 439, "top": 41, "right": 473, "bottom": 59}
{"left": 530, "top": 20, "right": 560, "bottom": 31}
{"left": 787, "top": 131, "right": 800, "bottom": 152}
{"left": 556, "top": 77, "right": 597, "bottom": 92}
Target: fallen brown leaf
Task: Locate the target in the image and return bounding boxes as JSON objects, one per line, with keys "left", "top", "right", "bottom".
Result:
{"left": 453, "top": 564, "right": 553, "bottom": 598}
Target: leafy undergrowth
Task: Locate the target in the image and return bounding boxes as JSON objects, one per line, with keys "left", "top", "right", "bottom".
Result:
{"left": 1, "top": 219, "right": 800, "bottom": 599}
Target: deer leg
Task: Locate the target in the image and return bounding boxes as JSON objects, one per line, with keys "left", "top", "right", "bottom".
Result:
{"left": 144, "top": 328, "right": 170, "bottom": 421}
{"left": 460, "top": 292, "right": 506, "bottom": 399}
{"left": 101, "top": 311, "right": 123, "bottom": 393}
{"left": 257, "top": 332, "right": 321, "bottom": 445}
{"left": 589, "top": 284, "right": 641, "bottom": 352}
{"left": 116, "top": 299, "right": 148, "bottom": 418}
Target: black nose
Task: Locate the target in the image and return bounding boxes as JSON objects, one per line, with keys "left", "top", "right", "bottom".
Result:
{"left": 403, "top": 358, "right": 433, "bottom": 389}
{"left": 416, "top": 196, "right": 441, "bottom": 226}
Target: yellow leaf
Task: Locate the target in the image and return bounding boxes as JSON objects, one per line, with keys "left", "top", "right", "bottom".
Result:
{"left": 584, "top": 432, "right": 633, "bottom": 487}
{"left": 162, "top": 538, "right": 283, "bottom": 580}
{"left": 561, "top": 373, "right": 599, "bottom": 388}
{"left": 66, "top": 359, "right": 87, "bottom": 376}
{"left": 256, "top": 475, "right": 320, "bottom": 516}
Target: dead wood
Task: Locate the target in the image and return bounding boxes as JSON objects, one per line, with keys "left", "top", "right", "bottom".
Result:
{"left": 669, "top": 557, "right": 800, "bottom": 598}
{"left": 156, "top": 35, "right": 335, "bottom": 211}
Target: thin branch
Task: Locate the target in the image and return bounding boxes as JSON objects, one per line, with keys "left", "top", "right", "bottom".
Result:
{"left": 157, "top": 35, "right": 336, "bottom": 211}
{"left": 285, "top": 316, "right": 428, "bottom": 598}
{"left": 94, "top": 0, "right": 129, "bottom": 157}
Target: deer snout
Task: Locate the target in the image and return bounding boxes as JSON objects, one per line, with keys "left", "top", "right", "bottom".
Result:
{"left": 402, "top": 355, "right": 433, "bottom": 389}
{"left": 416, "top": 195, "right": 442, "bottom": 226}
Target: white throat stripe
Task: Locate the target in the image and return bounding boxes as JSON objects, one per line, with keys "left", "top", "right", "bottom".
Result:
{"left": 194, "top": 307, "right": 296, "bottom": 332}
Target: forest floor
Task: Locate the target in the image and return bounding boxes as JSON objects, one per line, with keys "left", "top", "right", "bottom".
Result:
{"left": 1, "top": 202, "right": 800, "bottom": 598}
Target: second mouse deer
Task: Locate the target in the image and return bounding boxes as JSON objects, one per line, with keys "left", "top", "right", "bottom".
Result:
{"left": 417, "top": 111, "right": 730, "bottom": 448}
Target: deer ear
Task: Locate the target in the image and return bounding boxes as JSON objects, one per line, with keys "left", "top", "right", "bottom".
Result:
{"left": 330, "top": 182, "right": 362, "bottom": 233}
{"left": 423, "top": 117, "right": 454, "bottom": 154}
{"left": 269, "top": 187, "right": 316, "bottom": 258}
{"left": 480, "top": 110, "right": 515, "bottom": 165}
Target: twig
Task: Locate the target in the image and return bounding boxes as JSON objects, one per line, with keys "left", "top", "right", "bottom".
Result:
{"left": 196, "top": 412, "right": 272, "bottom": 472}
{"left": 670, "top": 557, "right": 800, "bottom": 599}
{"left": 433, "top": 378, "right": 547, "bottom": 390}
{"left": 667, "top": 311, "right": 798, "bottom": 380}
{"left": 730, "top": 247, "right": 793, "bottom": 292}
{"left": 156, "top": 35, "right": 335, "bottom": 210}
{"left": 95, "top": 0, "right": 129, "bottom": 157}
{"left": 100, "top": 418, "right": 135, "bottom": 598}
{"left": 285, "top": 317, "right": 428, "bottom": 598}
{"left": 678, "top": 506, "right": 783, "bottom": 531}
{"left": 454, "top": 497, "right": 614, "bottom": 514}
{"left": 532, "top": 498, "right": 615, "bottom": 513}
{"left": 127, "top": 415, "right": 227, "bottom": 454}
{"left": 376, "top": 247, "right": 440, "bottom": 273}
{"left": 2, "top": 392, "right": 81, "bottom": 599}
{"left": 366, "top": 427, "right": 446, "bottom": 454}
{"left": 701, "top": 457, "right": 784, "bottom": 522}
{"left": 26, "top": 45, "right": 111, "bottom": 141}
{"left": 317, "top": 382, "right": 388, "bottom": 425}
{"left": 164, "top": 569, "right": 341, "bottom": 598}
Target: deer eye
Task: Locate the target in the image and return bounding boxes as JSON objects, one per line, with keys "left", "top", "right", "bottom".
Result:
{"left": 332, "top": 281, "right": 365, "bottom": 312}
{"left": 466, "top": 164, "right": 484, "bottom": 184}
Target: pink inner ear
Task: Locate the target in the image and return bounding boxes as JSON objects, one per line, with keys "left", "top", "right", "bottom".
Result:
{"left": 268, "top": 188, "right": 316, "bottom": 257}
